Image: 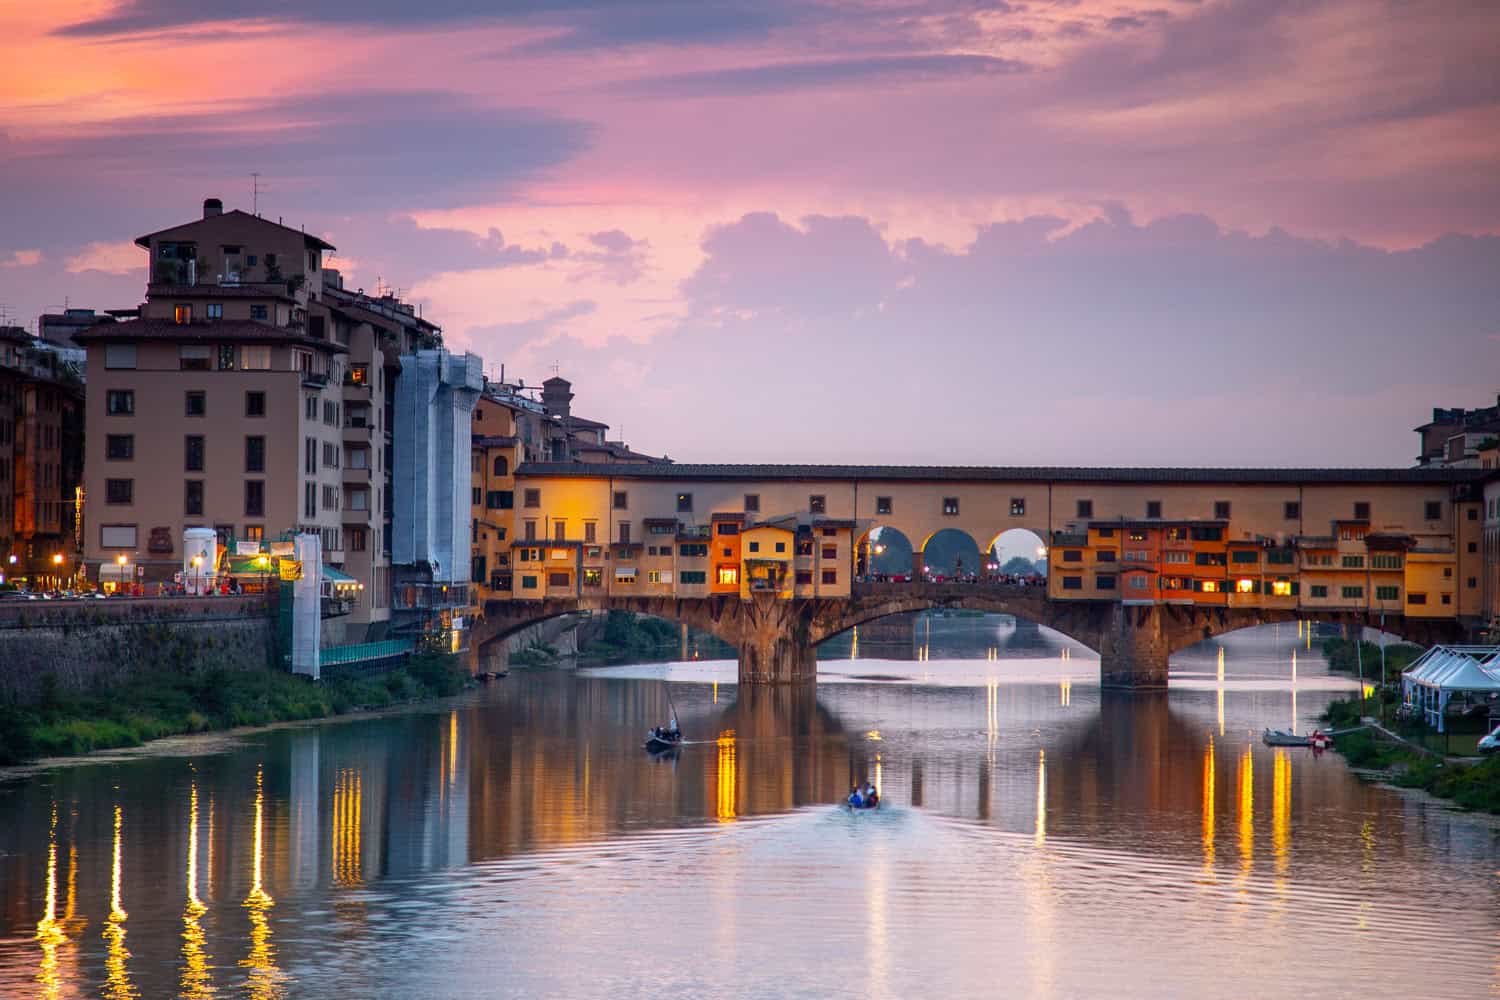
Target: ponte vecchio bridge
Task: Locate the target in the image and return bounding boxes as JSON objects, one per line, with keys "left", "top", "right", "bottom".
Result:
{"left": 471, "top": 464, "right": 1486, "bottom": 688}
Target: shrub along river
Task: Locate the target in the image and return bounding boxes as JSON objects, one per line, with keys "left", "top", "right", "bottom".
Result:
{"left": 1, "top": 618, "right": 1496, "bottom": 999}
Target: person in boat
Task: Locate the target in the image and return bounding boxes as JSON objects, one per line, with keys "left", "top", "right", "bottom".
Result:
{"left": 864, "top": 783, "right": 879, "bottom": 807}
{"left": 848, "top": 785, "right": 865, "bottom": 808}
{"left": 668, "top": 716, "right": 680, "bottom": 738}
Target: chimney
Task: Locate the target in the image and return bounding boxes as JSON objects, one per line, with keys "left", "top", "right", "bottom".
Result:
{"left": 203, "top": 198, "right": 223, "bottom": 218}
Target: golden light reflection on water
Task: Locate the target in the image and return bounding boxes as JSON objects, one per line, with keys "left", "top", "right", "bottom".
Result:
{"left": 715, "top": 730, "right": 737, "bottom": 822}
{"left": 1059, "top": 679, "right": 1071, "bottom": 707}
{"left": 180, "top": 782, "right": 213, "bottom": 1000}
{"left": 333, "top": 769, "right": 364, "bottom": 887}
{"left": 1273, "top": 750, "right": 1292, "bottom": 876}
{"left": 1034, "top": 749, "right": 1047, "bottom": 845}
{"left": 241, "top": 766, "right": 284, "bottom": 1000}
{"left": 1201, "top": 737, "right": 1216, "bottom": 876}
{"left": 1237, "top": 746, "right": 1254, "bottom": 879}
{"left": 850, "top": 626, "right": 858, "bottom": 660}
{"left": 103, "top": 804, "right": 138, "bottom": 1000}
{"left": 985, "top": 678, "right": 999, "bottom": 753}
{"left": 448, "top": 711, "right": 459, "bottom": 792}
{"left": 34, "top": 803, "right": 65, "bottom": 1000}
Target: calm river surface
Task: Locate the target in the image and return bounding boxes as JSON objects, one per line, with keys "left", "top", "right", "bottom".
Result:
{"left": 2, "top": 620, "right": 1497, "bottom": 999}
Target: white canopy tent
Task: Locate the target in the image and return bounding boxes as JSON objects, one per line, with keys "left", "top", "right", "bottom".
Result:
{"left": 1401, "top": 645, "right": 1500, "bottom": 732}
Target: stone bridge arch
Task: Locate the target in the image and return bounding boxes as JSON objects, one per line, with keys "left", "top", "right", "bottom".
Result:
{"left": 808, "top": 584, "right": 1106, "bottom": 653}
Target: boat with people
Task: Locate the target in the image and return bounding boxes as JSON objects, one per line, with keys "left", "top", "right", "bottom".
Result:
{"left": 1262, "top": 728, "right": 1334, "bottom": 749}
{"left": 845, "top": 781, "right": 881, "bottom": 810}
{"left": 644, "top": 724, "right": 683, "bottom": 753}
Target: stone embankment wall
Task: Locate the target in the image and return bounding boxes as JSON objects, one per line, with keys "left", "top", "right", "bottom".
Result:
{"left": 0, "top": 596, "right": 276, "bottom": 704}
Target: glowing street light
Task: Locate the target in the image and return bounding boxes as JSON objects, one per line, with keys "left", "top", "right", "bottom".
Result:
{"left": 116, "top": 554, "right": 129, "bottom": 595}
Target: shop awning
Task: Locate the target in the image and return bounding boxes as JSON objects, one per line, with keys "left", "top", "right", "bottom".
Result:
{"left": 323, "top": 565, "right": 359, "bottom": 587}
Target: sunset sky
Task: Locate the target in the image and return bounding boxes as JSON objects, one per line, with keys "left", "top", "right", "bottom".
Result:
{"left": 2, "top": 0, "right": 1497, "bottom": 465}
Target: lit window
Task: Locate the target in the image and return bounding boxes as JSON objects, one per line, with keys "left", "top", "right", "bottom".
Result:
{"left": 1235, "top": 578, "right": 1255, "bottom": 593}
{"left": 1271, "top": 580, "right": 1293, "bottom": 596}
{"left": 716, "top": 566, "right": 739, "bottom": 586}
{"left": 174, "top": 304, "right": 192, "bottom": 324}
{"left": 1200, "top": 580, "right": 1220, "bottom": 593}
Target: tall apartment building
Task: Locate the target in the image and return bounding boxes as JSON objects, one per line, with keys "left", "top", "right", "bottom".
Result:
{"left": 74, "top": 198, "right": 404, "bottom": 638}
{"left": 0, "top": 326, "right": 85, "bottom": 588}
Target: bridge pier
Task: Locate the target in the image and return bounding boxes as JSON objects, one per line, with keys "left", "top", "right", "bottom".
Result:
{"left": 734, "top": 595, "right": 818, "bottom": 686}
{"left": 1095, "top": 604, "right": 1171, "bottom": 689}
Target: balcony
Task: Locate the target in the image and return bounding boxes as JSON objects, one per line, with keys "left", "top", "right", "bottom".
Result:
{"left": 301, "top": 372, "right": 330, "bottom": 389}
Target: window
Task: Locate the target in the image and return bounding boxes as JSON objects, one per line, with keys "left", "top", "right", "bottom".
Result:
{"left": 822, "top": 569, "right": 838, "bottom": 585}
{"left": 185, "top": 391, "right": 206, "bottom": 417}
{"left": 1424, "top": 500, "right": 1442, "bottom": 521}
{"left": 100, "top": 525, "right": 137, "bottom": 548}
{"left": 1129, "top": 574, "right": 1149, "bottom": 590}
{"left": 523, "top": 488, "right": 540, "bottom": 508}
{"left": 796, "top": 570, "right": 813, "bottom": 585}
{"left": 822, "top": 545, "right": 837, "bottom": 559}
{"left": 1469, "top": 577, "right": 1478, "bottom": 589}
{"left": 245, "top": 480, "right": 264, "bottom": 517}
{"left": 1061, "top": 576, "right": 1083, "bottom": 590}
{"left": 184, "top": 480, "right": 203, "bottom": 516}
{"left": 1194, "top": 552, "right": 1225, "bottom": 566}
{"left": 349, "top": 447, "right": 370, "bottom": 470}
{"left": 243, "top": 525, "right": 263, "bottom": 543}
{"left": 106, "top": 389, "right": 135, "bottom": 415}
{"left": 1408, "top": 592, "right": 1427, "bottom": 605}
{"left": 1097, "top": 550, "right": 1117, "bottom": 563}
{"left": 775, "top": 541, "right": 786, "bottom": 553}
{"left": 1212, "top": 501, "right": 1231, "bottom": 520}
{"left": 1076, "top": 500, "right": 1093, "bottom": 518}
{"left": 796, "top": 539, "right": 814, "bottom": 556}
{"left": 244, "top": 391, "right": 266, "bottom": 417}
{"left": 618, "top": 522, "right": 631, "bottom": 544}
{"left": 1266, "top": 550, "right": 1294, "bottom": 565}
{"left": 174, "top": 304, "right": 193, "bottom": 324}
{"left": 1097, "top": 574, "right": 1116, "bottom": 590}
{"left": 1469, "top": 508, "right": 1478, "bottom": 521}
{"left": 1231, "top": 550, "right": 1258, "bottom": 564}
{"left": 1341, "top": 585, "right": 1364, "bottom": 599}
{"left": 245, "top": 436, "right": 265, "bottom": 473}
{"left": 105, "top": 479, "right": 133, "bottom": 504}
{"left": 242, "top": 345, "right": 270, "bottom": 369}
{"left": 676, "top": 492, "right": 693, "bottom": 512}
{"left": 487, "top": 455, "right": 509, "bottom": 478}
{"left": 185, "top": 435, "right": 204, "bottom": 472}
{"left": 1442, "top": 593, "right": 1452, "bottom": 605}
{"left": 716, "top": 522, "right": 740, "bottom": 536}
{"left": 1146, "top": 500, "right": 1162, "bottom": 519}
{"left": 249, "top": 305, "right": 268, "bottom": 321}
{"left": 679, "top": 543, "right": 707, "bottom": 557}
{"left": 1061, "top": 549, "right": 1082, "bottom": 562}
{"left": 1370, "top": 554, "right": 1402, "bottom": 570}
{"left": 1444, "top": 567, "right": 1453, "bottom": 578}
{"left": 747, "top": 541, "right": 760, "bottom": 553}
{"left": 104, "top": 344, "right": 136, "bottom": 369}
{"left": 744, "top": 494, "right": 760, "bottom": 512}
{"left": 547, "top": 572, "right": 570, "bottom": 588}
{"left": 553, "top": 521, "right": 566, "bottom": 543}
{"left": 179, "top": 344, "right": 211, "bottom": 370}
{"left": 486, "top": 491, "right": 513, "bottom": 510}
{"left": 809, "top": 495, "right": 826, "bottom": 514}
{"left": 1340, "top": 555, "right": 1364, "bottom": 568}
{"left": 521, "top": 575, "right": 538, "bottom": 590}
{"left": 347, "top": 527, "right": 367, "bottom": 552}
{"left": 1233, "top": 578, "right": 1255, "bottom": 594}
{"left": 1189, "top": 526, "right": 1223, "bottom": 542}
{"left": 1375, "top": 585, "right": 1399, "bottom": 601}
{"left": 1164, "top": 551, "right": 1190, "bottom": 564}
{"left": 347, "top": 363, "right": 368, "bottom": 386}
{"left": 648, "top": 571, "right": 672, "bottom": 585}
{"left": 1284, "top": 501, "right": 1300, "bottom": 520}
{"left": 680, "top": 571, "right": 707, "bottom": 585}
{"left": 613, "top": 491, "right": 628, "bottom": 510}
{"left": 716, "top": 566, "right": 739, "bottom": 586}
{"left": 105, "top": 434, "right": 134, "bottom": 460}
{"left": 304, "top": 481, "right": 316, "bottom": 518}
{"left": 1349, "top": 501, "right": 1370, "bottom": 520}
{"left": 584, "top": 522, "right": 597, "bottom": 543}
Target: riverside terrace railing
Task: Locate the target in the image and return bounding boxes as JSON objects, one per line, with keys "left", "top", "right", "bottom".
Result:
{"left": 318, "top": 638, "right": 414, "bottom": 667}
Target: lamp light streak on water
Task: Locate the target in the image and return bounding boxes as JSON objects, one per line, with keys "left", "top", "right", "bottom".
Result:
{"left": 1201, "top": 737, "right": 1216, "bottom": 878}
{"left": 103, "top": 804, "right": 137, "bottom": 1000}
{"left": 180, "top": 782, "right": 212, "bottom": 1000}
{"left": 34, "top": 803, "right": 63, "bottom": 1000}
{"left": 1034, "top": 749, "right": 1047, "bottom": 845}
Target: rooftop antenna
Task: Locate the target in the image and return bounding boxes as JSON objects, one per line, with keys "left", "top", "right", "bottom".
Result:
{"left": 251, "top": 172, "right": 261, "bottom": 215}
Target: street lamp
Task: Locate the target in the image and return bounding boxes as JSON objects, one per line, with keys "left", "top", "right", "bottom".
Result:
{"left": 192, "top": 554, "right": 203, "bottom": 596}
{"left": 51, "top": 552, "right": 63, "bottom": 592}
{"left": 116, "top": 553, "right": 129, "bottom": 595}
{"left": 255, "top": 554, "right": 269, "bottom": 594}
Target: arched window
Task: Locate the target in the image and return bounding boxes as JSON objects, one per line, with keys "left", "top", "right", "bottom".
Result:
{"left": 492, "top": 455, "right": 509, "bottom": 477}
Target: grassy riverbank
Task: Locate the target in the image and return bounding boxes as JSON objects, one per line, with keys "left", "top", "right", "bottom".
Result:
{"left": 1320, "top": 637, "right": 1424, "bottom": 675}
{"left": 1321, "top": 696, "right": 1500, "bottom": 813}
{"left": 0, "top": 652, "right": 470, "bottom": 766}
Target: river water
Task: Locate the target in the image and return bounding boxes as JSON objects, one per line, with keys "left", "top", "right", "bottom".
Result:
{"left": 1, "top": 619, "right": 1497, "bottom": 999}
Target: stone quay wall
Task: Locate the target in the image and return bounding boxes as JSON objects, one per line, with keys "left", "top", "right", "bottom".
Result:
{"left": 0, "top": 596, "right": 277, "bottom": 704}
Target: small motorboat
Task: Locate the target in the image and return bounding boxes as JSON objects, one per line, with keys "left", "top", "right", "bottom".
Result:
{"left": 1262, "top": 728, "right": 1334, "bottom": 749}
{"left": 845, "top": 783, "right": 881, "bottom": 810}
{"left": 644, "top": 727, "right": 683, "bottom": 753}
